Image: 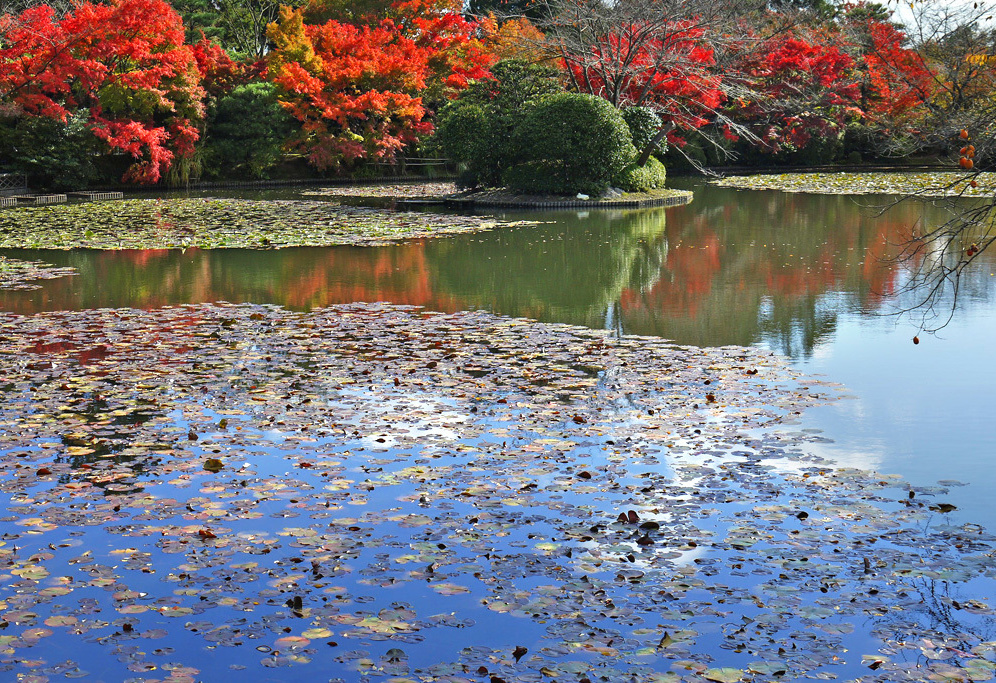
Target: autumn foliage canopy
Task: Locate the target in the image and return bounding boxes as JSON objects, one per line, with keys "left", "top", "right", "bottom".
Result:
{"left": 266, "top": 0, "right": 493, "bottom": 171}
{"left": 0, "top": 0, "right": 492, "bottom": 182}
{"left": 0, "top": 0, "right": 204, "bottom": 183}
{"left": 0, "top": 0, "right": 951, "bottom": 185}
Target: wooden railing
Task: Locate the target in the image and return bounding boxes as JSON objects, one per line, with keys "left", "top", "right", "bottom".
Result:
{"left": 375, "top": 157, "right": 455, "bottom": 176}
{"left": 0, "top": 173, "right": 28, "bottom": 195}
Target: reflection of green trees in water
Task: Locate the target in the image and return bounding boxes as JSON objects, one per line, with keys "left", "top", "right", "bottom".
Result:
{"left": 426, "top": 208, "right": 669, "bottom": 329}
{"left": 2, "top": 185, "right": 993, "bottom": 358}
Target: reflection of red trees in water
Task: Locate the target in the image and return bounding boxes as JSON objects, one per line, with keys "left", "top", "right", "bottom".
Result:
{"left": 619, "top": 197, "right": 914, "bottom": 325}
{"left": 25, "top": 342, "right": 113, "bottom": 365}
{"left": 0, "top": 194, "right": 956, "bottom": 346}
{"left": 621, "top": 233, "right": 723, "bottom": 319}
{"left": 22, "top": 309, "right": 208, "bottom": 364}
{"left": 861, "top": 234, "right": 897, "bottom": 303}
{"left": 0, "top": 243, "right": 468, "bottom": 314}
{"left": 123, "top": 249, "right": 172, "bottom": 267}
{"left": 278, "top": 244, "right": 464, "bottom": 311}
{"left": 23, "top": 339, "right": 104, "bottom": 366}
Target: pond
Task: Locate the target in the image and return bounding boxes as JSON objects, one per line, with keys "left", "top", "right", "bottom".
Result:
{"left": 2, "top": 180, "right": 996, "bottom": 682}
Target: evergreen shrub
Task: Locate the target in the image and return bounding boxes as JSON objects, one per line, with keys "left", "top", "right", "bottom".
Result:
{"left": 621, "top": 106, "right": 663, "bottom": 154}
{"left": 434, "top": 59, "right": 562, "bottom": 188}
{"left": 202, "top": 82, "right": 294, "bottom": 179}
{"left": 614, "top": 156, "right": 667, "bottom": 192}
{"left": 0, "top": 113, "right": 98, "bottom": 190}
{"left": 506, "top": 93, "right": 636, "bottom": 195}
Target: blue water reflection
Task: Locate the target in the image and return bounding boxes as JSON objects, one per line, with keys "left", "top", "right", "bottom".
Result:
{"left": 2, "top": 181, "right": 994, "bottom": 528}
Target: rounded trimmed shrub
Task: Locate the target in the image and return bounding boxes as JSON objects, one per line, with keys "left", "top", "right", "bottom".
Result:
{"left": 434, "top": 99, "right": 497, "bottom": 188}
{"left": 434, "top": 59, "right": 563, "bottom": 189}
{"left": 614, "top": 156, "right": 667, "bottom": 192}
{"left": 621, "top": 106, "right": 663, "bottom": 154}
{"left": 506, "top": 93, "right": 636, "bottom": 195}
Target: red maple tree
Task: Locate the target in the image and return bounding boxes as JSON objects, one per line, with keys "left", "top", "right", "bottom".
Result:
{"left": 0, "top": 0, "right": 204, "bottom": 183}
{"left": 842, "top": 5, "right": 936, "bottom": 133}
{"left": 266, "top": 0, "right": 492, "bottom": 171}
{"left": 559, "top": 18, "right": 725, "bottom": 142}
{"left": 727, "top": 31, "right": 862, "bottom": 153}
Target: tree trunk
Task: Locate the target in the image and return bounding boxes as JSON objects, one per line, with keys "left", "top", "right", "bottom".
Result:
{"left": 636, "top": 123, "right": 674, "bottom": 167}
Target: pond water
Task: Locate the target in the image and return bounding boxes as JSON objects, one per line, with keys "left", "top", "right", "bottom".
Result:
{"left": 3, "top": 182, "right": 994, "bottom": 525}
{"left": 2, "top": 180, "right": 996, "bottom": 682}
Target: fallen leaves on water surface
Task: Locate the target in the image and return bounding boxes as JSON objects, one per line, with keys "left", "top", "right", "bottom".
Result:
{"left": 0, "top": 256, "right": 75, "bottom": 290}
{"left": 712, "top": 171, "right": 996, "bottom": 197}
{"left": 301, "top": 182, "right": 459, "bottom": 199}
{"left": 0, "top": 302, "right": 992, "bottom": 682}
{"left": 0, "top": 198, "right": 532, "bottom": 250}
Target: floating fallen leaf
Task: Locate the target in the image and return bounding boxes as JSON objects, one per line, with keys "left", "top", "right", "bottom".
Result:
{"left": 0, "top": 301, "right": 985, "bottom": 683}
{"left": 203, "top": 458, "right": 224, "bottom": 473}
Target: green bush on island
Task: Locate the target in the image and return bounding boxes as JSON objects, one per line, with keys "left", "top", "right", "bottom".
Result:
{"left": 434, "top": 100, "right": 498, "bottom": 188}
{"left": 506, "top": 93, "right": 638, "bottom": 195}
{"left": 621, "top": 106, "right": 664, "bottom": 156}
{"left": 434, "top": 59, "right": 563, "bottom": 189}
{"left": 436, "top": 66, "right": 670, "bottom": 196}
{"left": 613, "top": 156, "right": 668, "bottom": 193}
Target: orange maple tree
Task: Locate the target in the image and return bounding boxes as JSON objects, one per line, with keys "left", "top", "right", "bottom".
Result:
{"left": 0, "top": 0, "right": 204, "bottom": 183}
{"left": 479, "top": 13, "right": 548, "bottom": 63}
{"left": 266, "top": 0, "right": 493, "bottom": 171}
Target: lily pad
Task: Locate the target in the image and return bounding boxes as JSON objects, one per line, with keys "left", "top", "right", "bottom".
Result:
{"left": 712, "top": 171, "right": 996, "bottom": 197}
{"left": 0, "top": 198, "right": 535, "bottom": 250}
{"left": 0, "top": 302, "right": 991, "bottom": 683}
{"left": 0, "top": 255, "right": 75, "bottom": 290}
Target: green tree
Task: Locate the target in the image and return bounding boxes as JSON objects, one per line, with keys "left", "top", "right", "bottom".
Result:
{"left": 507, "top": 92, "right": 637, "bottom": 194}
{"left": 218, "top": 0, "right": 281, "bottom": 59}
{"left": 202, "top": 82, "right": 293, "bottom": 178}
{"left": 435, "top": 58, "right": 563, "bottom": 187}
{"left": 172, "top": 0, "right": 279, "bottom": 59}
{"left": 0, "top": 112, "right": 99, "bottom": 190}
{"left": 299, "top": 0, "right": 387, "bottom": 24}
{"left": 766, "top": 0, "right": 837, "bottom": 19}
{"left": 171, "top": 0, "right": 228, "bottom": 46}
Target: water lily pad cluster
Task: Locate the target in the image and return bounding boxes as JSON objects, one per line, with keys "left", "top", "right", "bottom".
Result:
{"left": 302, "top": 182, "right": 459, "bottom": 199}
{"left": 712, "top": 171, "right": 996, "bottom": 197}
{"left": 0, "top": 303, "right": 993, "bottom": 683}
{"left": 0, "top": 198, "right": 528, "bottom": 250}
{"left": 0, "top": 256, "right": 75, "bottom": 290}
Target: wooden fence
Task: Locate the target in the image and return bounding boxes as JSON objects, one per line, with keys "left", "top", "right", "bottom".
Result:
{"left": 0, "top": 173, "right": 28, "bottom": 195}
